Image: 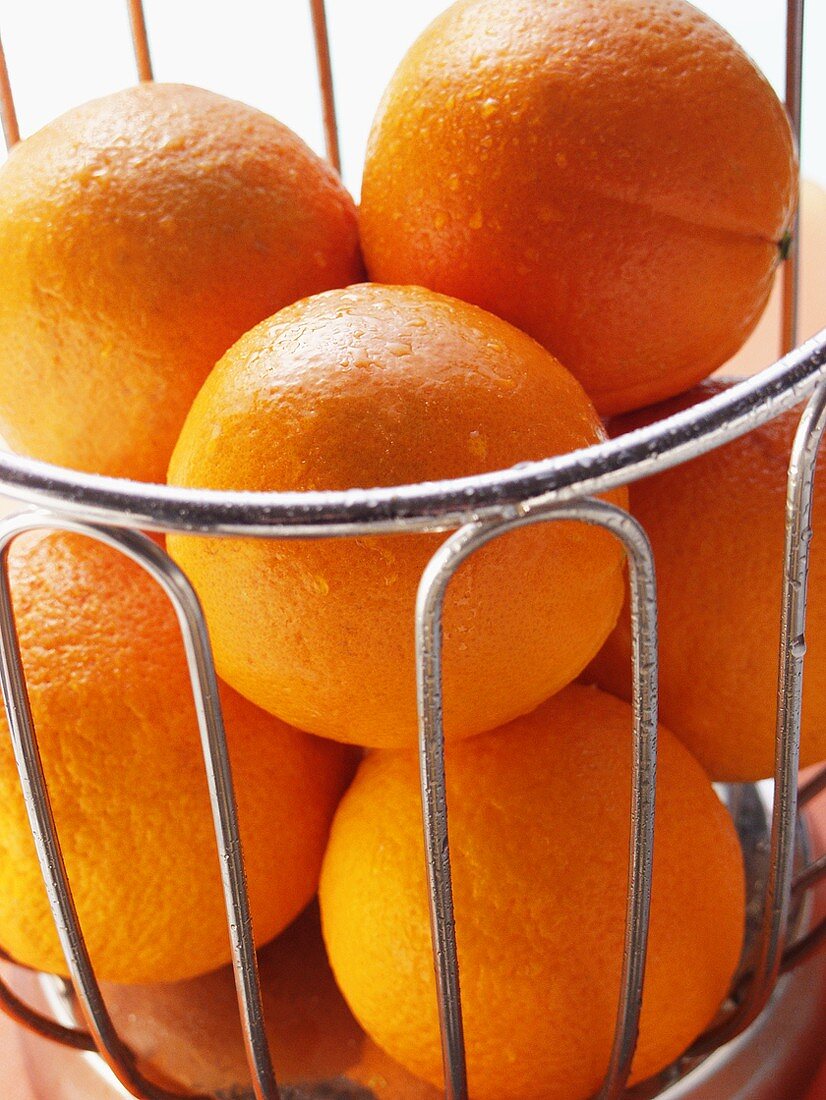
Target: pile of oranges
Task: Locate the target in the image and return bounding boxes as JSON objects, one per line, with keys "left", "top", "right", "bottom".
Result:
{"left": 0, "top": 1, "right": 818, "bottom": 1097}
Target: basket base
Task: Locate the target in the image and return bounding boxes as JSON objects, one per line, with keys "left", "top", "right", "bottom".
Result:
{"left": 14, "top": 949, "right": 826, "bottom": 1100}
{"left": 5, "top": 783, "right": 826, "bottom": 1100}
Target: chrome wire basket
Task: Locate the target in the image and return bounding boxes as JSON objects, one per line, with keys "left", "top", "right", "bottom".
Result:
{"left": 0, "top": 3, "right": 824, "bottom": 1099}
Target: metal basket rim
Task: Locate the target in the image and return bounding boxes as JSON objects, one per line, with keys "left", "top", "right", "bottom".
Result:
{"left": 0, "top": 330, "right": 823, "bottom": 537}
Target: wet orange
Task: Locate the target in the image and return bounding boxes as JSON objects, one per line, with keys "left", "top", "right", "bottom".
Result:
{"left": 320, "top": 685, "right": 745, "bottom": 1100}
{"left": 0, "top": 82, "right": 363, "bottom": 481}
{"left": 588, "top": 379, "right": 826, "bottom": 781}
{"left": 360, "top": 0, "right": 797, "bottom": 415}
{"left": 167, "top": 283, "right": 627, "bottom": 748}
{"left": 0, "top": 531, "right": 354, "bottom": 983}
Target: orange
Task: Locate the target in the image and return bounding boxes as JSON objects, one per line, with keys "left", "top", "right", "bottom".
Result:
{"left": 319, "top": 684, "right": 745, "bottom": 1100}
{"left": 359, "top": 0, "right": 797, "bottom": 415}
{"left": 167, "top": 283, "right": 628, "bottom": 749}
{"left": 99, "top": 903, "right": 439, "bottom": 1098}
{"left": 0, "top": 82, "right": 363, "bottom": 481}
{"left": 725, "top": 180, "right": 826, "bottom": 377}
{"left": 588, "top": 379, "right": 826, "bottom": 781}
{"left": 0, "top": 530, "right": 354, "bottom": 983}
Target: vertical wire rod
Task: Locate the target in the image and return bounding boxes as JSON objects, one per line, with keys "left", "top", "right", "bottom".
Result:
{"left": 592, "top": 503, "right": 659, "bottom": 1100}
{"left": 156, "top": 535, "right": 280, "bottom": 1100}
{"left": 415, "top": 497, "right": 658, "bottom": 1100}
{"left": 0, "top": 513, "right": 209, "bottom": 1100}
{"left": 127, "top": 0, "right": 154, "bottom": 82}
{"left": 0, "top": 510, "right": 279, "bottom": 1100}
{"left": 308, "top": 0, "right": 341, "bottom": 174}
{"left": 743, "top": 377, "right": 826, "bottom": 1020}
{"left": 699, "top": 379, "right": 826, "bottom": 1053}
{"left": 780, "top": 0, "right": 805, "bottom": 354}
{"left": 0, "top": 29, "right": 20, "bottom": 150}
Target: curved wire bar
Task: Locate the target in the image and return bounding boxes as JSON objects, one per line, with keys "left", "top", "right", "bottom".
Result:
{"left": 308, "top": 0, "right": 341, "bottom": 174}
{"left": 0, "top": 510, "right": 279, "bottom": 1100}
{"left": 0, "top": 969, "right": 94, "bottom": 1052}
{"left": 127, "top": 0, "right": 153, "bottom": 82}
{"left": 415, "top": 498, "right": 659, "bottom": 1100}
{"left": 0, "top": 333, "right": 820, "bottom": 538}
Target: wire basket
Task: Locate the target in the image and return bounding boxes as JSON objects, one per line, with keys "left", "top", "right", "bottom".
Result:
{"left": 0, "top": 3, "right": 824, "bottom": 1099}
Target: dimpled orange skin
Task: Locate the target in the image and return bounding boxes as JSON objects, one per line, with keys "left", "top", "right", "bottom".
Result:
{"left": 0, "top": 82, "right": 363, "bottom": 481}
{"left": 167, "top": 283, "right": 627, "bottom": 749}
{"left": 588, "top": 380, "right": 826, "bottom": 782}
{"left": 319, "top": 684, "right": 745, "bottom": 1100}
{"left": 360, "top": 0, "right": 797, "bottom": 416}
{"left": 0, "top": 531, "right": 355, "bottom": 984}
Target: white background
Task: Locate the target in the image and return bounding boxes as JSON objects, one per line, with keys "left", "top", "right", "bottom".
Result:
{"left": 0, "top": 1, "right": 823, "bottom": 191}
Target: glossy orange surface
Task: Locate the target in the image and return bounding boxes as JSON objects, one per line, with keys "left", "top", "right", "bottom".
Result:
{"left": 360, "top": 0, "right": 797, "bottom": 416}
{"left": 168, "top": 283, "right": 628, "bottom": 749}
{"left": 0, "top": 82, "right": 363, "bottom": 481}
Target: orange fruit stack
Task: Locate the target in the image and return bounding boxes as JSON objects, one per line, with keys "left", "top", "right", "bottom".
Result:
{"left": 0, "top": 0, "right": 814, "bottom": 1096}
